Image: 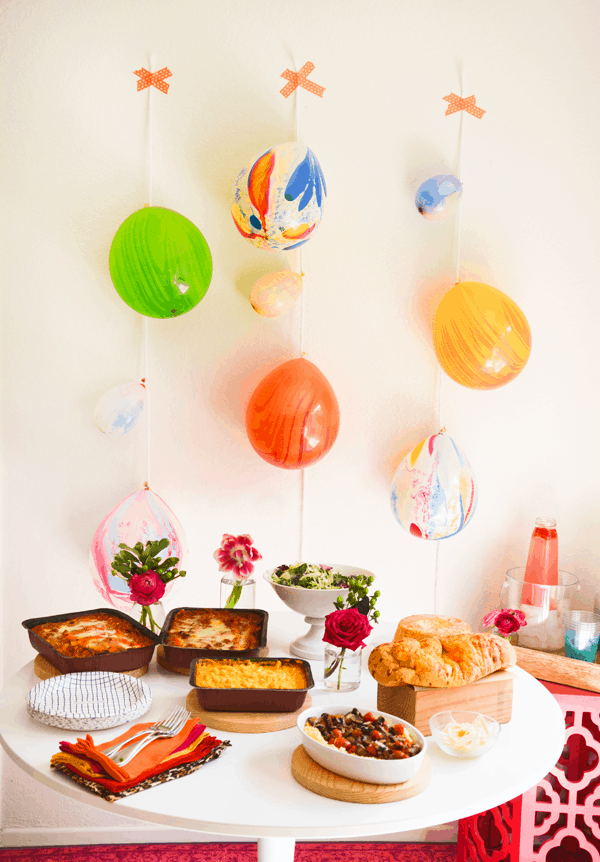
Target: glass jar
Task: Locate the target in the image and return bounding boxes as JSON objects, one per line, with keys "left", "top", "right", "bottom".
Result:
{"left": 500, "top": 567, "right": 579, "bottom": 653}
{"left": 220, "top": 576, "right": 256, "bottom": 610}
{"left": 323, "top": 644, "right": 362, "bottom": 692}
{"left": 131, "top": 601, "right": 166, "bottom": 634}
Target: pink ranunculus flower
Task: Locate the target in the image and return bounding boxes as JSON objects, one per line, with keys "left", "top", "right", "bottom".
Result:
{"left": 213, "top": 533, "right": 262, "bottom": 583}
{"left": 129, "top": 571, "right": 166, "bottom": 606}
{"left": 483, "top": 608, "right": 527, "bottom": 637}
{"left": 323, "top": 607, "right": 373, "bottom": 652}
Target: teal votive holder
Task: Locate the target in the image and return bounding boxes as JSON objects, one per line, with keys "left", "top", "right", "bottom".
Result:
{"left": 563, "top": 611, "right": 600, "bottom": 662}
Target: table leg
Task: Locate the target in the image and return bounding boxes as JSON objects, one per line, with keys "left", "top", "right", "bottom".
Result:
{"left": 257, "top": 837, "right": 295, "bottom": 861}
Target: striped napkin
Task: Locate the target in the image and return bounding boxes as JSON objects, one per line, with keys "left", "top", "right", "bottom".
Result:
{"left": 51, "top": 719, "right": 230, "bottom": 801}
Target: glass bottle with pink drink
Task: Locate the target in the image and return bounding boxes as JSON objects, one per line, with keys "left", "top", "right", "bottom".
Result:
{"left": 502, "top": 518, "right": 578, "bottom": 652}
{"left": 519, "top": 517, "right": 560, "bottom": 648}
{"left": 523, "top": 517, "right": 559, "bottom": 599}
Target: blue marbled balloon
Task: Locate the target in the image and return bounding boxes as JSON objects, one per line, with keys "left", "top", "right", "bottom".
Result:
{"left": 416, "top": 175, "right": 462, "bottom": 221}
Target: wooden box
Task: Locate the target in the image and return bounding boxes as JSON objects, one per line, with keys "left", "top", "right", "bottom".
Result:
{"left": 377, "top": 670, "right": 514, "bottom": 737}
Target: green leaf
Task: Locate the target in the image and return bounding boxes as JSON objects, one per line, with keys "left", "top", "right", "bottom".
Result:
{"left": 146, "top": 541, "right": 165, "bottom": 557}
{"left": 160, "top": 557, "right": 179, "bottom": 569}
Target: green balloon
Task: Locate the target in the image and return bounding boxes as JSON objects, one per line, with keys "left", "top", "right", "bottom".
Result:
{"left": 109, "top": 207, "right": 212, "bottom": 318}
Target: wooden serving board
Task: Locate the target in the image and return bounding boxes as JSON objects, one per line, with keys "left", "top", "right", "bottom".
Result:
{"left": 377, "top": 670, "right": 514, "bottom": 737}
{"left": 291, "top": 745, "right": 432, "bottom": 804}
{"left": 33, "top": 655, "right": 148, "bottom": 680}
{"left": 156, "top": 645, "right": 270, "bottom": 675}
{"left": 186, "top": 689, "right": 311, "bottom": 732}
{"left": 515, "top": 645, "right": 600, "bottom": 693}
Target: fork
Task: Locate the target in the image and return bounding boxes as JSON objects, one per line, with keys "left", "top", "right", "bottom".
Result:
{"left": 109, "top": 707, "right": 190, "bottom": 766}
{"left": 103, "top": 706, "right": 185, "bottom": 759}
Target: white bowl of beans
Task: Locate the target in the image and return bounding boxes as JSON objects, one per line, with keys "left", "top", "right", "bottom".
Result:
{"left": 297, "top": 704, "right": 427, "bottom": 784}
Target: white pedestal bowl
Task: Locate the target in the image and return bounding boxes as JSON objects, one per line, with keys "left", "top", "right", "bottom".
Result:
{"left": 263, "top": 564, "right": 376, "bottom": 660}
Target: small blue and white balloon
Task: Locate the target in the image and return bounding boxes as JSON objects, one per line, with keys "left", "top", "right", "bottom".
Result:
{"left": 94, "top": 382, "right": 146, "bottom": 435}
{"left": 415, "top": 175, "right": 462, "bottom": 221}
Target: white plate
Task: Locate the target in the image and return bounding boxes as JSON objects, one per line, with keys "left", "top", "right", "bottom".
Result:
{"left": 27, "top": 671, "right": 152, "bottom": 731}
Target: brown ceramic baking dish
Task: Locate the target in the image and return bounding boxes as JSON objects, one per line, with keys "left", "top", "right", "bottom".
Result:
{"left": 21, "top": 607, "right": 160, "bottom": 674}
{"left": 159, "top": 607, "right": 268, "bottom": 670}
{"left": 189, "top": 656, "right": 314, "bottom": 712}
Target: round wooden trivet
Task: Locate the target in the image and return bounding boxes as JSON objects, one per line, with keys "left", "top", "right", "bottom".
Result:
{"left": 33, "top": 655, "right": 148, "bottom": 681}
{"left": 291, "top": 746, "right": 432, "bottom": 804}
{"left": 186, "top": 689, "right": 312, "bottom": 733}
{"left": 156, "top": 645, "right": 269, "bottom": 676}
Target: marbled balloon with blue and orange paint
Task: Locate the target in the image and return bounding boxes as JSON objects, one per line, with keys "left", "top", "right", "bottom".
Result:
{"left": 390, "top": 432, "right": 477, "bottom": 540}
{"left": 232, "top": 142, "right": 326, "bottom": 251}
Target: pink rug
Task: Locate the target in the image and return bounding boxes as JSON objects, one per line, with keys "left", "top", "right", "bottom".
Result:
{"left": 0, "top": 843, "right": 456, "bottom": 861}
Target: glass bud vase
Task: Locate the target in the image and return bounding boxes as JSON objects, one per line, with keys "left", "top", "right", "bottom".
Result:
{"left": 220, "top": 576, "right": 256, "bottom": 610}
{"left": 323, "top": 644, "right": 362, "bottom": 692}
{"left": 131, "top": 601, "right": 166, "bottom": 634}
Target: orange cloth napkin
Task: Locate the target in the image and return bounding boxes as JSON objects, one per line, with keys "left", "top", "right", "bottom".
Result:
{"left": 68, "top": 718, "right": 199, "bottom": 782}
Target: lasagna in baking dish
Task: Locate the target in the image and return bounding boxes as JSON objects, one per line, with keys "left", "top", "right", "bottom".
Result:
{"left": 32, "top": 613, "right": 153, "bottom": 657}
{"left": 165, "top": 609, "right": 263, "bottom": 650}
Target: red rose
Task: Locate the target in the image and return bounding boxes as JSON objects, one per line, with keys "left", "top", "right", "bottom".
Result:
{"left": 129, "top": 571, "right": 166, "bottom": 606}
{"left": 323, "top": 607, "right": 372, "bottom": 651}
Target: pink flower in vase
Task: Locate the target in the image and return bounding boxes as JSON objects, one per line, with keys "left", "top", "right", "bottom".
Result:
{"left": 214, "top": 534, "right": 262, "bottom": 583}
{"left": 483, "top": 608, "right": 527, "bottom": 638}
{"left": 323, "top": 607, "right": 373, "bottom": 652}
{"left": 129, "top": 571, "right": 166, "bottom": 606}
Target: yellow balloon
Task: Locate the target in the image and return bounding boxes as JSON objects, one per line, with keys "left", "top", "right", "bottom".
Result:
{"left": 433, "top": 282, "right": 532, "bottom": 389}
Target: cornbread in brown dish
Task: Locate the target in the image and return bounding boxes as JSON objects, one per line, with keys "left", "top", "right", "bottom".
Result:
{"left": 194, "top": 658, "right": 308, "bottom": 689}
{"left": 32, "top": 612, "right": 153, "bottom": 657}
{"left": 165, "top": 609, "right": 263, "bottom": 651}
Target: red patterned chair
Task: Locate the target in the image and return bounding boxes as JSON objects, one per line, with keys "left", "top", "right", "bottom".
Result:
{"left": 456, "top": 682, "right": 600, "bottom": 862}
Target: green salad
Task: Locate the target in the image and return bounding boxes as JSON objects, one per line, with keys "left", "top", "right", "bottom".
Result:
{"left": 271, "top": 563, "right": 368, "bottom": 590}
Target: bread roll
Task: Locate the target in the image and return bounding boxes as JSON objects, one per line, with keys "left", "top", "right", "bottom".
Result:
{"left": 394, "top": 614, "right": 471, "bottom": 642}
{"left": 369, "top": 614, "right": 516, "bottom": 688}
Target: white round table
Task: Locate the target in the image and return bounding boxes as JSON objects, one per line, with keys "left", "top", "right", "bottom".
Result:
{"left": 0, "top": 613, "right": 565, "bottom": 862}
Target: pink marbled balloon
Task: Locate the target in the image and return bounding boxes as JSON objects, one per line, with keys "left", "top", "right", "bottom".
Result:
{"left": 89, "top": 488, "right": 187, "bottom": 610}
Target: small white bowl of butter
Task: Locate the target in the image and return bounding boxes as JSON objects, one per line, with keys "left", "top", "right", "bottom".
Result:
{"left": 429, "top": 711, "right": 500, "bottom": 758}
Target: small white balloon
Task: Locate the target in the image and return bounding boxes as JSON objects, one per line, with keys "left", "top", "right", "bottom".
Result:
{"left": 94, "top": 382, "right": 146, "bottom": 435}
{"left": 250, "top": 271, "right": 303, "bottom": 318}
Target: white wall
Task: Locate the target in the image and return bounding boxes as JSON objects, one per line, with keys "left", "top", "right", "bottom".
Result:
{"left": 1, "top": 0, "right": 599, "bottom": 847}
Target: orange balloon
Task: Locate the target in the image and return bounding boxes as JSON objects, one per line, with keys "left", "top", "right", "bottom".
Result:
{"left": 245, "top": 358, "right": 340, "bottom": 469}
{"left": 433, "top": 281, "right": 532, "bottom": 389}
